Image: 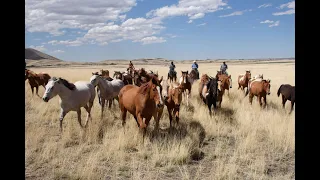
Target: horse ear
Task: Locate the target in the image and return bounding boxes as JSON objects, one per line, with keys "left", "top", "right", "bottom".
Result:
{"left": 92, "top": 72, "right": 95, "bottom": 75}
{"left": 187, "top": 71, "right": 188, "bottom": 74}
{"left": 228, "top": 75, "right": 231, "bottom": 78}
{"left": 159, "top": 76, "right": 163, "bottom": 83}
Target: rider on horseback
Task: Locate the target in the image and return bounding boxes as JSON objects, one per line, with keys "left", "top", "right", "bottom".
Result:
{"left": 220, "top": 62, "right": 228, "bottom": 75}
{"left": 192, "top": 60, "right": 199, "bottom": 79}
{"left": 169, "top": 61, "right": 176, "bottom": 76}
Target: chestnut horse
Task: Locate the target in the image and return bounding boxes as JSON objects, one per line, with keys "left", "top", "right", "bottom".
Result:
{"left": 248, "top": 79, "right": 271, "bottom": 108}
{"left": 118, "top": 77, "right": 164, "bottom": 142}
{"left": 179, "top": 71, "right": 193, "bottom": 106}
{"left": 216, "top": 73, "right": 232, "bottom": 96}
{"left": 161, "top": 80, "right": 183, "bottom": 128}
{"left": 277, "top": 84, "right": 295, "bottom": 114}
{"left": 238, "top": 70, "right": 252, "bottom": 94}
{"left": 25, "top": 69, "right": 51, "bottom": 96}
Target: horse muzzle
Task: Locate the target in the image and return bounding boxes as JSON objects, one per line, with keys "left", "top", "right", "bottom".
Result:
{"left": 157, "top": 103, "right": 163, "bottom": 109}
{"left": 43, "top": 97, "right": 49, "bottom": 102}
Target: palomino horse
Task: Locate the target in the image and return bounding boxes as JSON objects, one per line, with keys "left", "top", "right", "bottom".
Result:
{"left": 90, "top": 74, "right": 124, "bottom": 119}
{"left": 199, "top": 76, "right": 219, "bottom": 116}
{"left": 248, "top": 79, "right": 271, "bottom": 108}
{"left": 113, "top": 71, "right": 133, "bottom": 85}
{"left": 277, "top": 84, "right": 295, "bottom": 114}
{"left": 118, "top": 77, "right": 164, "bottom": 142}
{"left": 238, "top": 70, "right": 252, "bottom": 94}
{"left": 161, "top": 80, "right": 183, "bottom": 128}
{"left": 179, "top": 71, "right": 194, "bottom": 106}
{"left": 42, "top": 77, "right": 95, "bottom": 132}
{"left": 25, "top": 69, "right": 51, "bottom": 96}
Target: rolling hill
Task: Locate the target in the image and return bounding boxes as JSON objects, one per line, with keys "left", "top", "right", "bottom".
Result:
{"left": 25, "top": 48, "right": 62, "bottom": 61}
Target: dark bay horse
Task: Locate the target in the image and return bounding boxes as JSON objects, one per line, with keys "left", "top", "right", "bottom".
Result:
{"left": 199, "top": 76, "right": 219, "bottom": 116}
{"left": 118, "top": 77, "right": 164, "bottom": 142}
{"left": 238, "top": 70, "right": 251, "bottom": 94}
{"left": 190, "top": 69, "right": 199, "bottom": 80}
{"left": 168, "top": 70, "right": 177, "bottom": 83}
{"left": 25, "top": 69, "right": 51, "bottom": 96}
{"left": 277, "top": 84, "right": 295, "bottom": 114}
{"left": 248, "top": 79, "right": 271, "bottom": 108}
{"left": 179, "top": 71, "right": 193, "bottom": 106}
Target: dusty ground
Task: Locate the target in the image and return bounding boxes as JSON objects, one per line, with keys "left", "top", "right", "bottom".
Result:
{"left": 25, "top": 60, "right": 295, "bottom": 180}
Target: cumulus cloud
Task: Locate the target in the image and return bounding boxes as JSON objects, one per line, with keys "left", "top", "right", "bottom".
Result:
{"left": 25, "top": 0, "right": 137, "bottom": 35}
{"left": 273, "top": 1, "right": 295, "bottom": 15}
{"left": 136, "top": 36, "right": 166, "bottom": 45}
{"left": 226, "top": 6, "right": 232, "bottom": 9}
{"left": 258, "top": 3, "right": 272, "bottom": 8}
{"left": 219, "top": 9, "right": 250, "bottom": 17}
{"left": 29, "top": 45, "right": 47, "bottom": 52}
{"left": 269, "top": 21, "right": 280, "bottom": 27}
{"left": 48, "top": 39, "right": 84, "bottom": 46}
{"left": 146, "top": 0, "right": 227, "bottom": 22}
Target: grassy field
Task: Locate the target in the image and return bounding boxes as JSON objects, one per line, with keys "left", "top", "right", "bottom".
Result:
{"left": 25, "top": 61, "right": 295, "bottom": 180}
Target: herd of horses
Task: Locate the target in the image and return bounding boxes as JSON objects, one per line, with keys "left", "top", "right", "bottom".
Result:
{"left": 25, "top": 67, "right": 295, "bottom": 141}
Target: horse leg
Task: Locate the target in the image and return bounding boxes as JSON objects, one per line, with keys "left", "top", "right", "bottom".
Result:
{"left": 108, "top": 99, "right": 112, "bottom": 109}
{"left": 30, "top": 85, "right": 34, "bottom": 95}
{"left": 258, "top": 96, "right": 262, "bottom": 107}
{"left": 155, "top": 108, "right": 163, "bottom": 131}
{"left": 133, "top": 115, "right": 139, "bottom": 127}
{"left": 83, "top": 104, "right": 92, "bottom": 127}
{"left": 168, "top": 107, "right": 173, "bottom": 128}
{"left": 289, "top": 101, "right": 294, "bottom": 114}
{"left": 121, "top": 108, "right": 127, "bottom": 127}
{"left": 101, "top": 98, "right": 105, "bottom": 120}
{"left": 207, "top": 101, "right": 212, "bottom": 117}
{"left": 281, "top": 95, "right": 287, "bottom": 109}
{"left": 59, "top": 109, "right": 67, "bottom": 133}
{"left": 249, "top": 93, "right": 253, "bottom": 105}
{"left": 76, "top": 109, "right": 84, "bottom": 128}
{"left": 264, "top": 96, "right": 267, "bottom": 108}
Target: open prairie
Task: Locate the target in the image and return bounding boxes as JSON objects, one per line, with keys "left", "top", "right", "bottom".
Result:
{"left": 25, "top": 60, "right": 295, "bottom": 180}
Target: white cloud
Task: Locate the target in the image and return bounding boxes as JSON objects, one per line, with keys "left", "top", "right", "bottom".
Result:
{"left": 258, "top": 3, "right": 272, "bottom": 8}
{"left": 52, "top": 50, "right": 65, "bottom": 53}
{"left": 146, "top": 0, "right": 227, "bottom": 22}
{"left": 48, "top": 39, "right": 84, "bottom": 46}
{"left": 136, "top": 36, "right": 166, "bottom": 45}
{"left": 29, "top": 45, "right": 47, "bottom": 52}
{"left": 197, "top": 23, "right": 207, "bottom": 26}
{"left": 269, "top": 21, "right": 280, "bottom": 27}
{"left": 25, "top": 0, "right": 137, "bottom": 35}
{"left": 219, "top": 10, "right": 248, "bottom": 17}
{"left": 187, "top": 20, "right": 193, "bottom": 23}
{"left": 260, "top": 20, "right": 274, "bottom": 24}
{"left": 226, "top": 6, "right": 232, "bottom": 9}
{"left": 273, "top": 1, "right": 295, "bottom": 16}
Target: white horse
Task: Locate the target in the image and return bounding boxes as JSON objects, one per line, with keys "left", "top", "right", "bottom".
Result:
{"left": 42, "top": 77, "right": 96, "bottom": 132}
{"left": 89, "top": 74, "right": 125, "bottom": 119}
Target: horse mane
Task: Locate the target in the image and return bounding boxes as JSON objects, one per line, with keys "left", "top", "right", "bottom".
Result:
{"left": 58, "top": 78, "right": 76, "bottom": 90}
{"left": 138, "top": 81, "right": 152, "bottom": 95}
{"left": 26, "top": 69, "right": 37, "bottom": 77}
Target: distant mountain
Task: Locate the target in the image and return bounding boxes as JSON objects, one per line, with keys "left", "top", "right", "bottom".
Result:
{"left": 25, "top": 48, "right": 62, "bottom": 61}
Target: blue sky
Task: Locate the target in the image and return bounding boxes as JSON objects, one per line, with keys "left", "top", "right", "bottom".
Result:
{"left": 25, "top": 0, "right": 295, "bottom": 62}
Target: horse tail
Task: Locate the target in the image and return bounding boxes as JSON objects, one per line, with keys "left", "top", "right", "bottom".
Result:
{"left": 277, "top": 85, "right": 282, "bottom": 97}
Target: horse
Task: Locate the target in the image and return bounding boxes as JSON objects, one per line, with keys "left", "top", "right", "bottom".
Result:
{"left": 161, "top": 80, "right": 183, "bottom": 128}
{"left": 118, "top": 77, "right": 164, "bottom": 142}
{"left": 179, "top": 71, "right": 193, "bottom": 106}
{"left": 277, "top": 84, "right": 295, "bottom": 114}
{"left": 246, "top": 74, "right": 264, "bottom": 96}
{"left": 216, "top": 72, "right": 232, "bottom": 96}
{"left": 216, "top": 70, "right": 232, "bottom": 90}
{"left": 248, "top": 79, "right": 271, "bottom": 108}
{"left": 190, "top": 69, "right": 199, "bottom": 80}
{"left": 42, "top": 77, "right": 95, "bottom": 132}
{"left": 238, "top": 70, "right": 252, "bottom": 94}
{"left": 167, "top": 70, "right": 177, "bottom": 83}
{"left": 25, "top": 69, "right": 51, "bottom": 96}
{"left": 199, "top": 76, "right": 219, "bottom": 116}
{"left": 90, "top": 74, "right": 125, "bottom": 119}
{"left": 113, "top": 71, "right": 133, "bottom": 85}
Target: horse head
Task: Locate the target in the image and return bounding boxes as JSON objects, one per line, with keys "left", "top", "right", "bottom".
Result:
{"left": 170, "top": 84, "right": 183, "bottom": 109}
{"left": 42, "top": 77, "right": 60, "bottom": 102}
{"left": 245, "top": 70, "right": 251, "bottom": 79}
{"left": 264, "top": 79, "right": 271, "bottom": 95}
{"left": 89, "top": 74, "right": 101, "bottom": 86}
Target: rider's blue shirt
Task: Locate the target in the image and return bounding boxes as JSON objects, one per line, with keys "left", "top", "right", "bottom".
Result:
{"left": 192, "top": 63, "right": 198, "bottom": 69}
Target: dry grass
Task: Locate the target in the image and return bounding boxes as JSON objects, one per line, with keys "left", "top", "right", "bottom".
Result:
{"left": 25, "top": 61, "right": 295, "bottom": 180}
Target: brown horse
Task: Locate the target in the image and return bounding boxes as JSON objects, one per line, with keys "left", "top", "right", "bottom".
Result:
{"left": 161, "top": 80, "right": 183, "bottom": 128}
{"left": 113, "top": 71, "right": 133, "bottom": 85}
{"left": 277, "top": 84, "right": 295, "bottom": 114}
{"left": 25, "top": 69, "right": 51, "bottom": 96}
{"left": 216, "top": 72, "right": 232, "bottom": 96}
{"left": 179, "top": 71, "right": 193, "bottom": 106}
{"left": 190, "top": 69, "right": 199, "bottom": 80}
{"left": 248, "top": 79, "right": 271, "bottom": 108}
{"left": 100, "top": 69, "right": 113, "bottom": 81}
{"left": 238, "top": 70, "right": 252, "bottom": 94}
{"left": 118, "top": 77, "right": 164, "bottom": 142}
